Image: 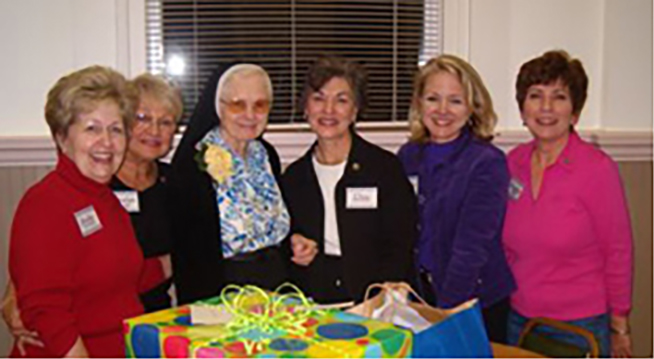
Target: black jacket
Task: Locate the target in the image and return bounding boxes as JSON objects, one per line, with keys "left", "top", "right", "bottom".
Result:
{"left": 281, "top": 133, "right": 418, "bottom": 302}
{"left": 168, "top": 63, "right": 282, "bottom": 304}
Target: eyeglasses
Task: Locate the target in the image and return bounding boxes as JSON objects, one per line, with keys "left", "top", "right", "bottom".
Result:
{"left": 135, "top": 113, "right": 176, "bottom": 131}
{"left": 219, "top": 99, "right": 271, "bottom": 115}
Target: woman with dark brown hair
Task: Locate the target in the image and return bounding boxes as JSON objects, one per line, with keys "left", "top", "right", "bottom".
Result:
{"left": 281, "top": 56, "right": 418, "bottom": 304}
{"left": 503, "top": 50, "right": 633, "bottom": 357}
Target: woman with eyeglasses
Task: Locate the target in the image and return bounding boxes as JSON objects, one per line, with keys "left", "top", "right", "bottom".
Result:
{"left": 168, "top": 63, "right": 290, "bottom": 304}
{"left": 109, "top": 73, "right": 183, "bottom": 312}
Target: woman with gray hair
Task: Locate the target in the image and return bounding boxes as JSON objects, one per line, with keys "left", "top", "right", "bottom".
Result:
{"left": 168, "top": 63, "right": 290, "bottom": 304}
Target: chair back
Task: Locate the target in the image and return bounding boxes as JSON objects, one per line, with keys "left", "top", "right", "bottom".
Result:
{"left": 517, "top": 317, "right": 600, "bottom": 358}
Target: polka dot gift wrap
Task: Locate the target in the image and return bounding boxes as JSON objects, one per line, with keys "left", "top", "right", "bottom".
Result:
{"left": 123, "top": 284, "right": 412, "bottom": 358}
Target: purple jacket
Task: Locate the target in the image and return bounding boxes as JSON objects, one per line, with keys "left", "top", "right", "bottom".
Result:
{"left": 397, "top": 129, "right": 515, "bottom": 308}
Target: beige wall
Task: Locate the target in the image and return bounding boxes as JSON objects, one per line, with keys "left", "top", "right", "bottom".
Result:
{"left": 0, "top": 166, "right": 52, "bottom": 356}
{"left": 0, "top": 161, "right": 651, "bottom": 356}
{"left": 618, "top": 162, "right": 653, "bottom": 357}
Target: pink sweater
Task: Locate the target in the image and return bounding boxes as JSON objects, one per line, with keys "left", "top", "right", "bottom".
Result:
{"left": 503, "top": 132, "right": 633, "bottom": 320}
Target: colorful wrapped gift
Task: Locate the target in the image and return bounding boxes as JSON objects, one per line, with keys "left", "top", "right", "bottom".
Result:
{"left": 124, "top": 284, "right": 412, "bottom": 358}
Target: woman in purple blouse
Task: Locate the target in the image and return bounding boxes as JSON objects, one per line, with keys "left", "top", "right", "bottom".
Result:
{"left": 397, "top": 54, "right": 515, "bottom": 343}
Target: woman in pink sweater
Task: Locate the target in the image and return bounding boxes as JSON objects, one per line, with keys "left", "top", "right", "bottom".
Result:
{"left": 503, "top": 50, "right": 633, "bottom": 357}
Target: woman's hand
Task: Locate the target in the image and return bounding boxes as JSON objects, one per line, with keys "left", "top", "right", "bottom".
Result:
{"left": 290, "top": 234, "right": 318, "bottom": 266}
{"left": 611, "top": 333, "right": 632, "bottom": 358}
{"left": 2, "top": 282, "right": 45, "bottom": 355}
{"left": 610, "top": 315, "right": 633, "bottom": 358}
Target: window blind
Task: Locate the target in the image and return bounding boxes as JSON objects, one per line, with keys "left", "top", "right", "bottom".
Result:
{"left": 146, "top": 0, "right": 442, "bottom": 124}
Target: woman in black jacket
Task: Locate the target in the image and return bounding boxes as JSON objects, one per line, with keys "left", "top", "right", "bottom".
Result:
{"left": 282, "top": 56, "right": 418, "bottom": 304}
{"left": 168, "top": 63, "right": 289, "bottom": 304}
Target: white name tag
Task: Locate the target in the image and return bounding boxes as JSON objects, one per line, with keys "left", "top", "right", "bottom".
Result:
{"left": 74, "top": 205, "right": 102, "bottom": 237}
{"left": 408, "top": 175, "right": 419, "bottom": 195}
{"left": 114, "top": 190, "right": 140, "bottom": 213}
{"left": 346, "top": 187, "right": 378, "bottom": 209}
{"left": 190, "top": 304, "right": 234, "bottom": 325}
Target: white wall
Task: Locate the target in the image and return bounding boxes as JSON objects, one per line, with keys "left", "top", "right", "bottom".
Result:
{"left": 457, "top": 0, "right": 653, "bottom": 131}
{"left": 466, "top": 0, "right": 602, "bottom": 129}
{"left": 0, "top": 0, "right": 145, "bottom": 137}
{"left": 0, "top": 0, "right": 651, "bottom": 138}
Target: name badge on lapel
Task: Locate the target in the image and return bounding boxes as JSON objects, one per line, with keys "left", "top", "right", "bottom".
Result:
{"left": 508, "top": 178, "right": 524, "bottom": 200}
{"left": 74, "top": 205, "right": 102, "bottom": 237}
{"left": 408, "top": 175, "right": 419, "bottom": 195}
{"left": 114, "top": 190, "right": 140, "bottom": 213}
{"left": 346, "top": 187, "right": 378, "bottom": 209}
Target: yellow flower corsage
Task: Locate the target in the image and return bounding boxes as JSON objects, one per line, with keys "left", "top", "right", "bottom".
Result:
{"left": 196, "top": 143, "right": 233, "bottom": 184}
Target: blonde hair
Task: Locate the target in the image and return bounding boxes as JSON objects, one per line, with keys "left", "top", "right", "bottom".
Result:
{"left": 131, "top": 73, "right": 184, "bottom": 123}
{"left": 45, "top": 65, "right": 137, "bottom": 143}
{"left": 408, "top": 54, "right": 497, "bottom": 143}
{"left": 215, "top": 63, "right": 273, "bottom": 115}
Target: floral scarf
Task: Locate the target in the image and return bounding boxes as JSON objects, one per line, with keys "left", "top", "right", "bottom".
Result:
{"left": 197, "top": 127, "right": 290, "bottom": 258}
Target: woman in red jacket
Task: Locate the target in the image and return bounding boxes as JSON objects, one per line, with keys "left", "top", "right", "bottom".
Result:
{"left": 7, "top": 66, "right": 143, "bottom": 357}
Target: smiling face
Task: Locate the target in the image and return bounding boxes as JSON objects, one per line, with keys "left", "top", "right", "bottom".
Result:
{"left": 127, "top": 95, "right": 177, "bottom": 162}
{"left": 305, "top": 76, "right": 358, "bottom": 142}
{"left": 420, "top": 71, "right": 471, "bottom": 144}
{"left": 57, "top": 100, "right": 127, "bottom": 184}
{"left": 521, "top": 80, "right": 578, "bottom": 143}
{"left": 216, "top": 72, "right": 270, "bottom": 154}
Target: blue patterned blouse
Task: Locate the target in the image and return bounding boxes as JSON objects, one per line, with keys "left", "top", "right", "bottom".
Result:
{"left": 198, "top": 127, "right": 290, "bottom": 258}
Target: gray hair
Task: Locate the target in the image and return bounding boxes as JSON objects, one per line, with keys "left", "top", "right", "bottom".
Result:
{"left": 214, "top": 63, "right": 273, "bottom": 116}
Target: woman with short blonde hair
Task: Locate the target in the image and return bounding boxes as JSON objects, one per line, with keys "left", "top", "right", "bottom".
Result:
{"left": 8, "top": 65, "right": 143, "bottom": 357}
{"left": 45, "top": 65, "right": 136, "bottom": 139}
{"left": 130, "top": 73, "right": 184, "bottom": 122}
